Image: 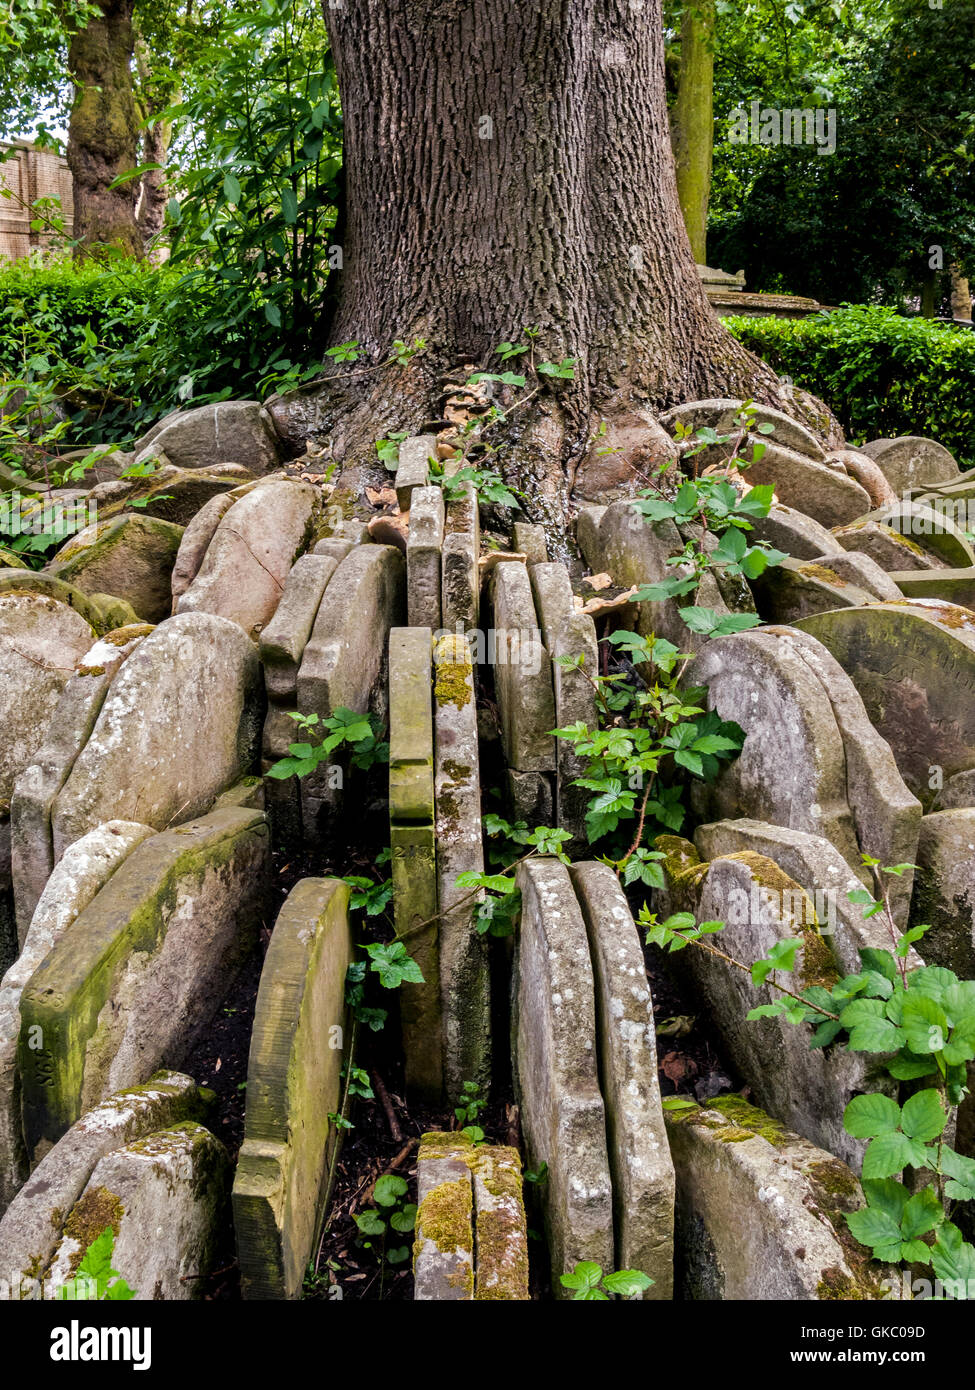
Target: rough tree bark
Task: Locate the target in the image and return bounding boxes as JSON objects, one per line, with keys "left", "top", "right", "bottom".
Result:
{"left": 268, "top": 0, "right": 793, "bottom": 512}
{"left": 134, "top": 36, "right": 176, "bottom": 257}
{"left": 67, "top": 0, "right": 143, "bottom": 260}
{"left": 950, "top": 263, "right": 972, "bottom": 323}
{"left": 670, "top": 0, "right": 715, "bottom": 266}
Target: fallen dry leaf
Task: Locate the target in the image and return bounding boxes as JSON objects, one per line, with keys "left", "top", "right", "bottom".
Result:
{"left": 365, "top": 486, "right": 398, "bottom": 507}
{"left": 367, "top": 513, "right": 409, "bottom": 553}
{"left": 478, "top": 550, "right": 527, "bottom": 574}
{"left": 587, "top": 571, "right": 614, "bottom": 590}
{"left": 580, "top": 584, "right": 638, "bottom": 615}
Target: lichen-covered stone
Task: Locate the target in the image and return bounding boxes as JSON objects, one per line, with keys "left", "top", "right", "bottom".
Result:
{"left": 514, "top": 858, "right": 613, "bottom": 1290}
{"left": 665, "top": 1097, "right": 895, "bottom": 1300}
{"left": 10, "top": 627, "right": 149, "bottom": 936}
{"left": 433, "top": 635, "right": 489, "bottom": 1101}
{"left": 740, "top": 501, "right": 844, "bottom": 562}
{"left": 133, "top": 400, "right": 281, "bottom": 475}
{"left": 413, "top": 1131, "right": 474, "bottom": 1300}
{"left": 0, "top": 820, "right": 153, "bottom": 1213}
{"left": 47, "top": 514, "right": 184, "bottom": 624}
{"left": 472, "top": 1145, "right": 530, "bottom": 1300}
{"left": 911, "top": 809, "right": 975, "bottom": 979}
{"left": 233, "top": 878, "right": 352, "bottom": 1299}
{"left": 259, "top": 553, "right": 336, "bottom": 704}
{"left": 46, "top": 1122, "right": 229, "bottom": 1300}
{"left": 0, "top": 1071, "right": 212, "bottom": 1292}
{"left": 19, "top": 806, "right": 269, "bottom": 1161}
{"left": 860, "top": 436, "right": 960, "bottom": 493}
{"left": 491, "top": 562, "right": 555, "bottom": 773}
{"left": 170, "top": 492, "right": 237, "bottom": 603}
{"left": 407, "top": 485, "right": 444, "bottom": 631}
{"left": 751, "top": 555, "right": 874, "bottom": 624}
{"left": 570, "top": 862, "right": 675, "bottom": 1297}
{"left": 177, "top": 479, "right": 321, "bottom": 640}
{"left": 50, "top": 612, "right": 263, "bottom": 860}
{"left": 394, "top": 435, "right": 436, "bottom": 511}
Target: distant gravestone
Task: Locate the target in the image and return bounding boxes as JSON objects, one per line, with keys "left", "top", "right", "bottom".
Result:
{"left": 133, "top": 400, "right": 281, "bottom": 475}
{"left": 860, "top": 436, "right": 960, "bottom": 493}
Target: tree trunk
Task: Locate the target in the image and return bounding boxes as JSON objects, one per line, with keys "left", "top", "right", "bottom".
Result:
{"left": 134, "top": 36, "right": 177, "bottom": 259}
{"left": 920, "top": 270, "right": 937, "bottom": 319}
{"left": 67, "top": 0, "right": 143, "bottom": 260}
{"left": 950, "top": 262, "right": 973, "bottom": 322}
{"left": 670, "top": 0, "right": 715, "bottom": 266}
{"left": 274, "top": 0, "right": 788, "bottom": 507}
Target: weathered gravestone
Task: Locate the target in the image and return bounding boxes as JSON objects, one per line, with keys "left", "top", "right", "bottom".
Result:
{"left": 0, "top": 820, "right": 153, "bottom": 1213}
{"left": 433, "top": 634, "right": 489, "bottom": 1101}
{"left": 388, "top": 627, "right": 441, "bottom": 1097}
{"left": 45, "top": 1121, "right": 229, "bottom": 1300}
{"left": 665, "top": 1097, "right": 895, "bottom": 1300}
{"left": 407, "top": 485, "right": 444, "bottom": 630}
{"left": 860, "top": 436, "right": 960, "bottom": 493}
{"left": 750, "top": 556, "right": 875, "bottom": 623}
{"left": 911, "top": 810, "right": 975, "bottom": 980}
{"left": 492, "top": 561, "right": 556, "bottom": 823}
{"left": 297, "top": 544, "right": 404, "bottom": 839}
{"left": 233, "top": 877, "right": 352, "bottom": 1299}
{"left": 19, "top": 806, "right": 269, "bottom": 1162}
{"left": 796, "top": 602, "right": 975, "bottom": 812}
{"left": 11, "top": 625, "right": 152, "bottom": 937}
{"left": 170, "top": 492, "right": 237, "bottom": 603}
{"left": 890, "top": 568, "right": 975, "bottom": 612}
{"left": 514, "top": 858, "right": 614, "bottom": 1290}
{"left": 177, "top": 479, "right": 321, "bottom": 640}
{"left": 570, "top": 862, "right": 675, "bottom": 1297}
{"left": 133, "top": 400, "right": 281, "bottom": 475}
{"left": 47, "top": 514, "right": 184, "bottom": 624}
{"left": 48, "top": 612, "right": 263, "bottom": 862}
{"left": 0, "top": 1071, "right": 213, "bottom": 1293}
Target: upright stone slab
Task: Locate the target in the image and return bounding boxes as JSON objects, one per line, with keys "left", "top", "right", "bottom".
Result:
{"left": 492, "top": 561, "right": 555, "bottom": 785}
{"left": 407, "top": 485, "right": 444, "bottom": 630}
{"left": 659, "top": 398, "right": 829, "bottom": 463}
{"left": 395, "top": 435, "right": 437, "bottom": 511}
{"left": 0, "top": 569, "right": 116, "bottom": 634}
{"left": 297, "top": 544, "right": 404, "bottom": 838}
{"left": 442, "top": 478, "right": 480, "bottom": 631}
{"left": 11, "top": 626, "right": 150, "bottom": 936}
{"left": 529, "top": 565, "right": 598, "bottom": 844}
{"left": 433, "top": 635, "right": 489, "bottom": 1101}
{"left": 0, "top": 821, "right": 153, "bottom": 1213}
{"left": 0, "top": 593, "right": 96, "bottom": 804}
{"left": 0, "top": 1072, "right": 213, "bottom": 1291}
{"left": 834, "top": 518, "right": 942, "bottom": 573}
{"left": 233, "top": 877, "right": 352, "bottom": 1299}
{"left": 170, "top": 492, "right": 237, "bottom": 603}
{"left": 838, "top": 502, "right": 975, "bottom": 571}
{"left": 513, "top": 522, "right": 547, "bottom": 565}
{"left": 413, "top": 1131, "right": 474, "bottom": 1300}
{"left": 177, "top": 479, "right": 320, "bottom": 640}
{"left": 687, "top": 630, "right": 861, "bottom": 872}
{"left": 664, "top": 851, "right": 889, "bottom": 1167}
{"left": 515, "top": 859, "right": 613, "bottom": 1288}
{"left": 389, "top": 628, "right": 441, "bottom": 1097}
{"left": 570, "top": 863, "right": 675, "bottom": 1298}
{"left": 665, "top": 1097, "right": 894, "bottom": 1300}
{"left": 46, "top": 1122, "right": 229, "bottom": 1300}
{"left": 911, "top": 810, "right": 975, "bottom": 979}
{"left": 47, "top": 514, "right": 184, "bottom": 624}
{"left": 810, "top": 550, "right": 902, "bottom": 601}
{"left": 259, "top": 553, "right": 336, "bottom": 704}
{"left": 19, "top": 806, "right": 269, "bottom": 1162}
{"left": 50, "top": 612, "right": 263, "bottom": 860}
{"left": 796, "top": 602, "right": 975, "bottom": 811}
{"left": 860, "top": 436, "right": 960, "bottom": 493}
{"left": 471, "top": 1145, "right": 530, "bottom": 1300}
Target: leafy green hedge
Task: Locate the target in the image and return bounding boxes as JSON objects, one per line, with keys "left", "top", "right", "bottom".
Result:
{"left": 724, "top": 306, "right": 975, "bottom": 468}
{"left": 0, "top": 257, "right": 275, "bottom": 447}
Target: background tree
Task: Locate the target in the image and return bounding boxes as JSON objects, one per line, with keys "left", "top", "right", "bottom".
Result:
{"left": 668, "top": 0, "right": 716, "bottom": 265}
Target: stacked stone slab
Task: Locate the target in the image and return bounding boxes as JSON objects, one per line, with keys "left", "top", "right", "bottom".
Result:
{"left": 39, "top": 612, "right": 263, "bottom": 867}
{"left": 433, "top": 634, "right": 490, "bottom": 1101}
{"left": 750, "top": 555, "right": 877, "bottom": 622}
{"left": 514, "top": 858, "right": 674, "bottom": 1297}
{"left": 46, "top": 514, "right": 184, "bottom": 624}
{"left": 834, "top": 501, "right": 975, "bottom": 573}
{"left": 0, "top": 1071, "right": 215, "bottom": 1298}
{"left": 859, "top": 436, "right": 961, "bottom": 493}
{"left": 688, "top": 626, "right": 921, "bottom": 923}
{"left": 407, "top": 485, "right": 444, "bottom": 630}
{"left": 655, "top": 841, "right": 893, "bottom": 1168}
{"left": 394, "top": 435, "right": 437, "bottom": 511}
{"left": 529, "top": 563, "right": 599, "bottom": 845}
{"left": 0, "top": 820, "right": 153, "bottom": 1213}
{"left": 665, "top": 1096, "right": 896, "bottom": 1300}
{"left": 389, "top": 627, "right": 441, "bottom": 1096}
{"left": 10, "top": 624, "right": 152, "bottom": 937}
{"left": 413, "top": 1131, "right": 530, "bottom": 1300}
{"left": 258, "top": 553, "right": 336, "bottom": 841}
{"left": 176, "top": 478, "right": 321, "bottom": 641}
{"left": 491, "top": 562, "right": 556, "bottom": 823}
{"left": 890, "top": 568, "right": 975, "bottom": 610}
{"left": 233, "top": 877, "right": 352, "bottom": 1299}
{"left": 297, "top": 544, "right": 404, "bottom": 840}
{"left": 796, "top": 601, "right": 975, "bottom": 812}
{"left": 442, "top": 477, "right": 480, "bottom": 632}
{"left": 18, "top": 805, "right": 269, "bottom": 1163}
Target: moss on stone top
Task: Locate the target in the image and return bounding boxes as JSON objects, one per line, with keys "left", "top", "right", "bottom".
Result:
{"left": 704, "top": 1093, "right": 792, "bottom": 1148}
{"left": 62, "top": 1186, "right": 125, "bottom": 1275}
{"left": 797, "top": 563, "right": 846, "bottom": 587}
{"left": 414, "top": 1177, "right": 473, "bottom": 1259}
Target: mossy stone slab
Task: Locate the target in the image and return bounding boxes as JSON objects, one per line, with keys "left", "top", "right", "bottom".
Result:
{"left": 233, "top": 877, "right": 351, "bottom": 1299}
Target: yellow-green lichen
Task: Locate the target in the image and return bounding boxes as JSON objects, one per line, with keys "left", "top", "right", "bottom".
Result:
{"left": 704, "top": 1094, "right": 791, "bottom": 1148}
{"left": 434, "top": 660, "right": 472, "bottom": 709}
{"left": 414, "top": 1177, "right": 473, "bottom": 1259}
{"left": 62, "top": 1186, "right": 125, "bottom": 1274}
{"left": 798, "top": 563, "right": 847, "bottom": 587}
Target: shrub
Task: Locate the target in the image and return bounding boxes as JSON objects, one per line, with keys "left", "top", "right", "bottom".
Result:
{"left": 724, "top": 306, "right": 975, "bottom": 468}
